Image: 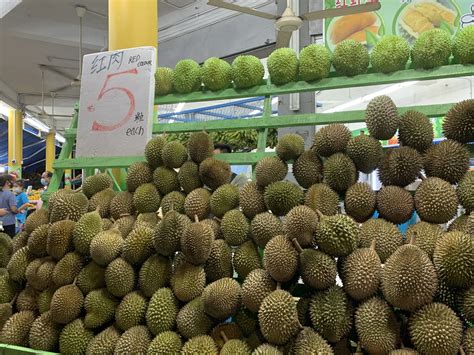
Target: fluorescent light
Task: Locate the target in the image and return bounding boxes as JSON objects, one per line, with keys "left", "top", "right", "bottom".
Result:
{"left": 174, "top": 103, "right": 185, "bottom": 113}
{"left": 24, "top": 116, "right": 50, "bottom": 133}
{"left": 0, "top": 101, "right": 13, "bottom": 117}
{"left": 322, "top": 81, "right": 419, "bottom": 113}
{"left": 55, "top": 133, "right": 65, "bottom": 143}
{"left": 0, "top": 0, "right": 22, "bottom": 18}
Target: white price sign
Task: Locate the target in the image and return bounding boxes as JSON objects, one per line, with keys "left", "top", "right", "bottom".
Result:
{"left": 77, "top": 46, "right": 157, "bottom": 158}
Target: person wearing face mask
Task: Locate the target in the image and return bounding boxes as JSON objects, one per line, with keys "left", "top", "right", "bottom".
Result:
{"left": 13, "top": 180, "right": 31, "bottom": 233}
{"left": 41, "top": 171, "right": 53, "bottom": 189}
{"left": 0, "top": 174, "right": 19, "bottom": 237}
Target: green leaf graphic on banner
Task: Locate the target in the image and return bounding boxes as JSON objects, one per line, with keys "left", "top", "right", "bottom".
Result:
{"left": 439, "top": 20, "right": 454, "bottom": 35}
{"left": 366, "top": 30, "right": 379, "bottom": 47}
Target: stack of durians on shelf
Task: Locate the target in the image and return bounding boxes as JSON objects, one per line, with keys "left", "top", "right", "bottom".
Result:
{"left": 155, "top": 26, "right": 474, "bottom": 96}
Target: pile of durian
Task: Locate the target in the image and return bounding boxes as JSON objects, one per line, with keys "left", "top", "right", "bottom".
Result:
{"left": 0, "top": 95, "right": 473, "bottom": 355}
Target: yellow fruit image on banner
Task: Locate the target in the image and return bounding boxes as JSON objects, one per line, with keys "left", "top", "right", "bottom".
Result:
{"left": 330, "top": 12, "right": 379, "bottom": 44}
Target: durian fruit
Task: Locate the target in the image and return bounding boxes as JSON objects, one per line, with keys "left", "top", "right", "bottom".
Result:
{"left": 90, "top": 228, "right": 123, "bottom": 266}
{"left": 314, "top": 213, "right": 358, "bottom": 257}
{"left": 24, "top": 208, "right": 49, "bottom": 234}
{"left": 355, "top": 297, "right": 400, "bottom": 354}
{"left": 16, "top": 284, "right": 38, "bottom": 311}
{"left": 188, "top": 131, "right": 214, "bottom": 164}
{"left": 84, "top": 288, "right": 118, "bottom": 329}
{"left": 263, "top": 235, "right": 298, "bottom": 283}
{"left": 146, "top": 287, "right": 178, "bottom": 335}
{"left": 88, "top": 188, "right": 115, "bottom": 218}
{"left": 231, "top": 55, "right": 265, "bottom": 89}
{"left": 453, "top": 25, "right": 474, "bottom": 64}
{"left": 211, "top": 323, "right": 243, "bottom": 349}
{"left": 37, "top": 287, "right": 54, "bottom": 314}
{"left": 152, "top": 167, "right": 180, "bottom": 195}
{"left": 173, "top": 59, "right": 202, "bottom": 94}
{"left": 153, "top": 211, "right": 191, "bottom": 257}
{"left": 460, "top": 286, "right": 474, "bottom": 323}
{"left": 299, "top": 44, "right": 331, "bottom": 82}
{"left": 177, "top": 296, "right": 214, "bottom": 339}
{"left": 178, "top": 161, "right": 203, "bottom": 194}
{"left": 405, "top": 222, "right": 443, "bottom": 259}
{"left": 299, "top": 247, "right": 337, "bottom": 291}
{"left": 182, "top": 335, "right": 218, "bottom": 355}
{"left": 50, "top": 284, "right": 84, "bottom": 324}
{"left": 264, "top": 181, "right": 303, "bottom": 216}
{"left": 398, "top": 110, "right": 434, "bottom": 152}
{"left": 292, "top": 327, "right": 333, "bottom": 355}
{"left": 122, "top": 225, "right": 154, "bottom": 265}
{"left": 49, "top": 191, "right": 88, "bottom": 223}
{"left": 382, "top": 242, "right": 438, "bottom": 311}
{"left": 305, "top": 183, "right": 339, "bottom": 216}
{"left": 240, "top": 182, "right": 267, "bottom": 219}
{"left": 52, "top": 251, "right": 84, "bottom": 287}
{"left": 139, "top": 254, "right": 172, "bottom": 298}
{"left": 323, "top": 153, "right": 357, "bottom": 192}
{"left": 184, "top": 188, "right": 211, "bottom": 220}
{"left": 292, "top": 150, "right": 323, "bottom": 189}
{"left": 346, "top": 132, "right": 383, "bottom": 174}
{"left": 145, "top": 135, "right": 166, "bottom": 168}
{"left": 251, "top": 212, "right": 284, "bottom": 248}
{"left": 0, "top": 269, "right": 19, "bottom": 303}
{"left": 11, "top": 231, "right": 28, "bottom": 253}
{"left": 161, "top": 191, "right": 186, "bottom": 215}
{"left": 28, "top": 311, "right": 61, "bottom": 352}
{"left": 313, "top": 124, "right": 351, "bottom": 158}
{"left": 76, "top": 261, "right": 106, "bottom": 295}
{"left": 433, "top": 231, "right": 474, "bottom": 288}
{"left": 371, "top": 35, "right": 410, "bottom": 73}
{"left": 0, "top": 304, "right": 12, "bottom": 331}
{"left": 424, "top": 139, "right": 470, "bottom": 184}
{"left": 341, "top": 241, "right": 381, "bottom": 301}
{"left": 86, "top": 326, "right": 121, "bottom": 355}
{"left": 332, "top": 39, "right": 369, "bottom": 76}
{"left": 181, "top": 216, "right": 214, "bottom": 265}
{"left": 358, "top": 218, "right": 403, "bottom": 263}
{"left": 73, "top": 210, "right": 103, "bottom": 255}
{"left": 25, "top": 257, "right": 55, "bottom": 291}
{"left": 113, "top": 215, "right": 136, "bottom": 237}
{"left": 6, "top": 246, "right": 33, "bottom": 283}
{"left": 114, "top": 325, "right": 151, "bottom": 354}
{"left": 309, "top": 286, "right": 352, "bottom": 343}
{"left": 115, "top": 291, "right": 148, "bottom": 331}
{"left": 105, "top": 257, "right": 136, "bottom": 297}
{"left": 267, "top": 48, "right": 299, "bottom": 85}
{"left": 154, "top": 67, "right": 174, "bottom": 96}
{"left": 205, "top": 239, "right": 233, "bottom": 282}
{"left": 202, "top": 278, "right": 241, "bottom": 320}
{"left": 233, "top": 240, "right": 262, "bottom": 279}
{"left": 221, "top": 210, "right": 249, "bottom": 246}
{"left": 344, "top": 182, "right": 376, "bottom": 223}
{"left": 443, "top": 99, "right": 474, "bottom": 144}
{"left": 276, "top": 133, "right": 304, "bottom": 161}
{"left": 365, "top": 95, "right": 399, "bottom": 140}
{"left": 458, "top": 171, "right": 474, "bottom": 213}
{"left": 199, "top": 157, "right": 231, "bottom": 190}
{"left": 377, "top": 186, "right": 415, "bottom": 225}
{"left": 221, "top": 339, "right": 252, "bottom": 355}
{"left": 102, "top": 218, "right": 113, "bottom": 230}
{"left": 136, "top": 211, "right": 161, "bottom": 229}
{"left": 411, "top": 28, "right": 452, "bottom": 69}
{"left": 463, "top": 328, "right": 474, "bottom": 354}
{"left": 59, "top": 318, "right": 93, "bottom": 355}
{"left": 284, "top": 205, "right": 318, "bottom": 247}
{"left": 46, "top": 220, "right": 76, "bottom": 260}
{"left": 378, "top": 147, "right": 423, "bottom": 187}
{"left": 148, "top": 331, "right": 183, "bottom": 354}
{"left": 170, "top": 261, "right": 206, "bottom": 302}
{"left": 202, "top": 57, "right": 232, "bottom": 91}
{"left": 0, "top": 310, "right": 35, "bottom": 346}
{"left": 258, "top": 289, "right": 300, "bottom": 345}
{"left": 162, "top": 141, "right": 188, "bottom": 169}
{"left": 409, "top": 303, "right": 462, "bottom": 355}
{"left": 210, "top": 184, "right": 239, "bottom": 218}
{"left": 126, "top": 162, "right": 152, "bottom": 192}
{"left": 252, "top": 344, "right": 283, "bottom": 354}
{"left": 255, "top": 156, "right": 288, "bottom": 187}
{"left": 448, "top": 214, "right": 470, "bottom": 233}
{"left": 27, "top": 224, "right": 49, "bottom": 257}
{"left": 415, "top": 177, "right": 458, "bottom": 224}
{"left": 241, "top": 269, "right": 276, "bottom": 314}
{"left": 235, "top": 307, "right": 257, "bottom": 336}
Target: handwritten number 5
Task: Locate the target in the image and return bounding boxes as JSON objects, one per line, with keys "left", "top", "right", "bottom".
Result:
{"left": 91, "top": 68, "right": 138, "bottom": 132}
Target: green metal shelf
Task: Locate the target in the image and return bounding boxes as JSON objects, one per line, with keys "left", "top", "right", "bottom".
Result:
{"left": 154, "top": 64, "right": 473, "bottom": 105}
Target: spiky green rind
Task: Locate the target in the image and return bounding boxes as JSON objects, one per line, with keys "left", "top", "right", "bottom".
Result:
{"left": 346, "top": 133, "right": 383, "bottom": 174}
{"left": 443, "top": 99, "right": 474, "bottom": 144}
{"left": 378, "top": 147, "right": 423, "bottom": 187}
{"left": 411, "top": 29, "right": 452, "bottom": 69}
{"left": 293, "top": 150, "right": 323, "bottom": 189}
{"left": 148, "top": 331, "right": 182, "bottom": 355}
{"left": 145, "top": 135, "right": 166, "bottom": 168}
{"left": 332, "top": 39, "right": 369, "bottom": 76}
{"left": 232, "top": 55, "right": 265, "bottom": 89}
{"left": 82, "top": 173, "right": 113, "bottom": 198}
{"left": 276, "top": 133, "right": 304, "bottom": 161}
{"left": 415, "top": 177, "right": 458, "bottom": 224}
{"left": 398, "top": 110, "right": 434, "bottom": 152}
{"left": 146, "top": 287, "right": 178, "bottom": 335}
{"left": 210, "top": 184, "right": 239, "bottom": 218}
{"left": 371, "top": 35, "right": 410, "bottom": 73}
{"left": 264, "top": 181, "right": 303, "bottom": 216}
{"left": 313, "top": 124, "right": 351, "bottom": 158}
{"left": 153, "top": 166, "right": 180, "bottom": 195}
{"left": 202, "top": 57, "right": 232, "bottom": 91}
{"left": 299, "top": 44, "right": 332, "bottom": 82}
{"left": 255, "top": 157, "right": 288, "bottom": 188}
{"left": 424, "top": 139, "right": 470, "bottom": 184}
{"left": 267, "top": 48, "right": 299, "bottom": 85}
{"left": 155, "top": 67, "right": 174, "bottom": 95}
{"left": 453, "top": 26, "right": 474, "bottom": 64}
{"left": 365, "top": 95, "right": 399, "bottom": 140}
{"left": 173, "top": 59, "right": 202, "bottom": 94}
{"left": 314, "top": 214, "right": 358, "bottom": 257}
{"left": 458, "top": 171, "right": 474, "bottom": 213}
{"left": 304, "top": 183, "right": 339, "bottom": 216}
{"left": 323, "top": 153, "right": 357, "bottom": 192}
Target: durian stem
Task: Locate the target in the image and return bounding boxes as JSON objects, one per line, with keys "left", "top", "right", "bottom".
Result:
{"left": 291, "top": 238, "right": 304, "bottom": 254}
{"left": 95, "top": 206, "right": 101, "bottom": 213}
{"left": 170, "top": 202, "right": 174, "bottom": 212}
{"left": 194, "top": 215, "right": 200, "bottom": 223}
{"left": 460, "top": 347, "right": 466, "bottom": 355}
{"left": 214, "top": 217, "right": 222, "bottom": 223}
{"left": 409, "top": 231, "right": 416, "bottom": 245}
{"left": 370, "top": 239, "right": 376, "bottom": 251}
{"left": 220, "top": 331, "right": 229, "bottom": 343}
{"left": 297, "top": 319, "right": 304, "bottom": 330}
{"left": 276, "top": 282, "right": 281, "bottom": 290}
{"left": 9, "top": 293, "right": 18, "bottom": 306}
{"left": 315, "top": 209, "right": 324, "bottom": 220}
{"left": 119, "top": 213, "right": 131, "bottom": 218}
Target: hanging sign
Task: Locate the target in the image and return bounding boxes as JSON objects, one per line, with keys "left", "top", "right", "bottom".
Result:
{"left": 77, "top": 46, "right": 157, "bottom": 157}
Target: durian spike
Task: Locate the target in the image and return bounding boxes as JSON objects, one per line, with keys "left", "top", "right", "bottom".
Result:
{"left": 220, "top": 331, "right": 229, "bottom": 343}
{"left": 291, "top": 238, "right": 304, "bottom": 254}
{"left": 460, "top": 347, "right": 466, "bottom": 355}
{"left": 194, "top": 215, "right": 200, "bottom": 223}
{"left": 370, "top": 239, "right": 376, "bottom": 250}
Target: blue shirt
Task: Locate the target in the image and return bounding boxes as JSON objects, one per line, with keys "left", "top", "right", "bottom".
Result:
{"left": 0, "top": 190, "right": 17, "bottom": 226}
{"left": 15, "top": 192, "right": 29, "bottom": 224}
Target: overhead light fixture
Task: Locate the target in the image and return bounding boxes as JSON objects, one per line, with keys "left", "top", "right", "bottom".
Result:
{"left": 0, "top": 0, "right": 22, "bottom": 18}
{"left": 0, "top": 101, "right": 13, "bottom": 118}
{"left": 24, "top": 115, "right": 51, "bottom": 133}
{"left": 322, "top": 81, "right": 419, "bottom": 113}
{"left": 55, "top": 133, "right": 66, "bottom": 143}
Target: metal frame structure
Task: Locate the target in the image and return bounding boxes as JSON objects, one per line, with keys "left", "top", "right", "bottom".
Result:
{"left": 44, "top": 63, "right": 474, "bottom": 201}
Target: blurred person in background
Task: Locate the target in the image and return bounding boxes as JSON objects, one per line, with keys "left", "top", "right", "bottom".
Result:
{"left": 0, "top": 174, "right": 19, "bottom": 237}
{"left": 13, "top": 179, "right": 31, "bottom": 233}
